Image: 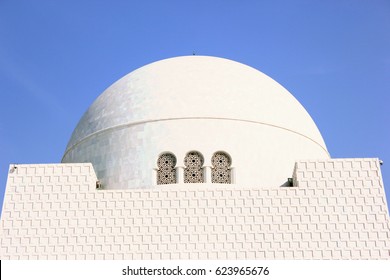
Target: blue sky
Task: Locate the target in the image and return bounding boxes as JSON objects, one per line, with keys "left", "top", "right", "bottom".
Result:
{"left": 0, "top": 0, "right": 389, "bottom": 212}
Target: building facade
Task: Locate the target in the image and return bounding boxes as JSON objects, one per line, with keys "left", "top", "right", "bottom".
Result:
{"left": 0, "top": 56, "right": 389, "bottom": 259}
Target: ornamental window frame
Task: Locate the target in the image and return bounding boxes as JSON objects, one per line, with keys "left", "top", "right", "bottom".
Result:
{"left": 211, "top": 151, "right": 232, "bottom": 184}
{"left": 184, "top": 151, "right": 205, "bottom": 183}
{"left": 156, "top": 152, "right": 177, "bottom": 185}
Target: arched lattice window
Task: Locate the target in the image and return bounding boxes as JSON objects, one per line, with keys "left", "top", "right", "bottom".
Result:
{"left": 211, "top": 152, "right": 232, "bottom": 184}
{"left": 184, "top": 151, "right": 204, "bottom": 183}
{"left": 157, "top": 153, "right": 177, "bottom": 184}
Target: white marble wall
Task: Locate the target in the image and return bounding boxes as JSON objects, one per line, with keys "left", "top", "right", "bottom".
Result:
{"left": 0, "top": 159, "right": 389, "bottom": 259}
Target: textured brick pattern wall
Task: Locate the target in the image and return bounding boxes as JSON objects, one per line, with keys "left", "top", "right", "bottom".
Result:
{"left": 0, "top": 159, "right": 389, "bottom": 259}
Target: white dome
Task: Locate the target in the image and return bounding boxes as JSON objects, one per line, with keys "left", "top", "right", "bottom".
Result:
{"left": 62, "top": 55, "right": 329, "bottom": 188}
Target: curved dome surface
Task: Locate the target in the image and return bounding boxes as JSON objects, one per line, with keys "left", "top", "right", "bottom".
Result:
{"left": 62, "top": 55, "right": 329, "bottom": 188}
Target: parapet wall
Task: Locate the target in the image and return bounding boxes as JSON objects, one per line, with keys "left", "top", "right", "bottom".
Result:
{"left": 0, "top": 159, "right": 389, "bottom": 259}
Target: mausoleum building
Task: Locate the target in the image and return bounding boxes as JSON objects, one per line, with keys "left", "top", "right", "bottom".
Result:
{"left": 1, "top": 56, "right": 389, "bottom": 259}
